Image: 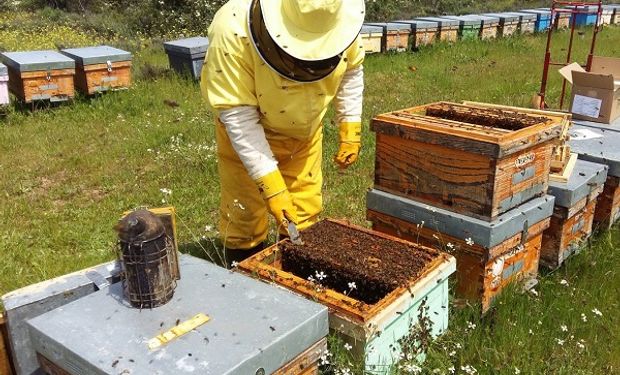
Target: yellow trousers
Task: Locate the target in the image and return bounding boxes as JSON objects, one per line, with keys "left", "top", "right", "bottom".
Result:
{"left": 216, "top": 122, "right": 323, "bottom": 249}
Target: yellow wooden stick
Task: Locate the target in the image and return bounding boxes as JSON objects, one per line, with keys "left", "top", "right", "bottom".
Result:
{"left": 147, "top": 313, "right": 210, "bottom": 350}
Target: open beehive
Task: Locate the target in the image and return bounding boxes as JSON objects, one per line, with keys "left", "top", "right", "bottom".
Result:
{"left": 372, "top": 101, "right": 564, "bottom": 221}
{"left": 239, "top": 220, "right": 456, "bottom": 373}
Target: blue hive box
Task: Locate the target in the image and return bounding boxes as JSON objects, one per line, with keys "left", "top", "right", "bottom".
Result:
{"left": 163, "top": 36, "right": 209, "bottom": 80}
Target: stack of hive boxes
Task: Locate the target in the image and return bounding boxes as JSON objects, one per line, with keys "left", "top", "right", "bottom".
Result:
{"left": 366, "top": 102, "right": 565, "bottom": 312}
{"left": 0, "top": 63, "right": 8, "bottom": 108}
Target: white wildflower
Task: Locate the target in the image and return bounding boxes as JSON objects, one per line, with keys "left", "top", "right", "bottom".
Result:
{"left": 592, "top": 308, "right": 603, "bottom": 317}
{"left": 205, "top": 225, "right": 213, "bottom": 232}
{"left": 561, "top": 325, "right": 568, "bottom": 332}
{"left": 315, "top": 271, "right": 327, "bottom": 281}
{"left": 461, "top": 364, "right": 478, "bottom": 374}
{"left": 577, "top": 341, "right": 585, "bottom": 350}
{"left": 530, "top": 289, "right": 539, "bottom": 297}
{"left": 307, "top": 275, "right": 316, "bottom": 283}
{"left": 528, "top": 329, "right": 534, "bottom": 335}
{"left": 403, "top": 364, "right": 422, "bottom": 374}
{"left": 556, "top": 338, "right": 565, "bottom": 346}
{"left": 455, "top": 342, "right": 462, "bottom": 349}
{"left": 560, "top": 279, "right": 569, "bottom": 286}
{"left": 467, "top": 321, "right": 477, "bottom": 330}
{"left": 538, "top": 320, "right": 543, "bottom": 325}
{"left": 581, "top": 313, "right": 587, "bottom": 322}
{"left": 448, "top": 367, "right": 455, "bottom": 374}
{"left": 230, "top": 261, "right": 239, "bottom": 268}
{"left": 465, "top": 237, "right": 475, "bottom": 246}
{"left": 160, "top": 188, "right": 172, "bottom": 195}
{"left": 347, "top": 282, "right": 357, "bottom": 290}
{"left": 344, "top": 343, "right": 352, "bottom": 351}
{"left": 446, "top": 242, "right": 455, "bottom": 250}
{"left": 515, "top": 368, "right": 521, "bottom": 374}
{"left": 449, "top": 350, "right": 456, "bottom": 357}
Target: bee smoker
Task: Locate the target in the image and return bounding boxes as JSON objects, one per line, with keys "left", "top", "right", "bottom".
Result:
{"left": 116, "top": 209, "right": 177, "bottom": 308}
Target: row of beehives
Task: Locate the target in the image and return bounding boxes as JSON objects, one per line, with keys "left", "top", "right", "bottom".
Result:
{"left": 361, "top": 5, "right": 620, "bottom": 53}
{"left": 0, "top": 46, "right": 132, "bottom": 106}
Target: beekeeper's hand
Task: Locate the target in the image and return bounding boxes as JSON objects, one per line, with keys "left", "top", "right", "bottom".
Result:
{"left": 255, "top": 170, "right": 298, "bottom": 227}
{"left": 334, "top": 121, "right": 361, "bottom": 169}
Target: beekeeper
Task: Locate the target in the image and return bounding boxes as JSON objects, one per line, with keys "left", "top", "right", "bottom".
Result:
{"left": 201, "top": 0, "right": 365, "bottom": 264}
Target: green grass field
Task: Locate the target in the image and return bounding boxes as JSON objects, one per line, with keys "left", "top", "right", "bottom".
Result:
{"left": 1, "top": 13, "right": 619, "bottom": 374}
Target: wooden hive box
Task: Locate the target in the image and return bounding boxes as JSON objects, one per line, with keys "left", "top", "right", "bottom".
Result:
{"left": 0, "top": 63, "right": 8, "bottom": 107}
{"left": 513, "top": 12, "right": 538, "bottom": 34}
{"left": 372, "top": 101, "right": 564, "bottom": 221}
{"left": 483, "top": 13, "right": 521, "bottom": 37}
{"left": 393, "top": 20, "right": 439, "bottom": 49}
{"left": 360, "top": 25, "right": 384, "bottom": 54}
{"left": 521, "top": 9, "right": 552, "bottom": 32}
{"left": 569, "top": 122, "right": 620, "bottom": 230}
{"left": 365, "top": 22, "right": 411, "bottom": 52}
{"left": 542, "top": 159, "right": 608, "bottom": 269}
{"left": 441, "top": 16, "right": 483, "bottom": 40}
{"left": 556, "top": 10, "right": 572, "bottom": 29}
{"left": 1, "top": 313, "right": 14, "bottom": 375}
{"left": 60, "top": 45, "right": 132, "bottom": 95}
{"left": 163, "top": 36, "right": 209, "bottom": 80}
{"left": 0, "top": 50, "right": 75, "bottom": 103}
{"left": 367, "top": 189, "right": 555, "bottom": 313}
{"left": 600, "top": 7, "right": 614, "bottom": 25}
{"left": 472, "top": 14, "right": 501, "bottom": 39}
{"left": 416, "top": 17, "right": 460, "bottom": 42}
{"left": 239, "top": 220, "right": 456, "bottom": 374}
{"left": 606, "top": 5, "right": 620, "bottom": 24}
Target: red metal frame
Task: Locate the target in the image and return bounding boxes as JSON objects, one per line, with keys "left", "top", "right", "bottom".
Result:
{"left": 537, "top": 1, "right": 603, "bottom": 110}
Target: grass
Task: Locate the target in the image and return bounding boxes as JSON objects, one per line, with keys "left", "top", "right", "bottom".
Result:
{"left": 0, "top": 11, "right": 619, "bottom": 374}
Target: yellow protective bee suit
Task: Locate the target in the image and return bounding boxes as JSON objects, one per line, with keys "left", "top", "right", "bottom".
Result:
{"left": 202, "top": 0, "right": 365, "bottom": 250}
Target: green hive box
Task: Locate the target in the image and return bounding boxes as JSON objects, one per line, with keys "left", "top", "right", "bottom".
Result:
{"left": 441, "top": 15, "right": 482, "bottom": 40}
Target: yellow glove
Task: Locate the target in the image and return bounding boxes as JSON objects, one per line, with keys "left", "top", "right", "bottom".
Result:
{"left": 334, "top": 122, "right": 362, "bottom": 169}
{"left": 255, "top": 170, "right": 298, "bottom": 226}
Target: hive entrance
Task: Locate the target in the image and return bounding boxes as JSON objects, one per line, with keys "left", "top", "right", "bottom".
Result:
{"left": 280, "top": 220, "right": 439, "bottom": 305}
{"left": 425, "top": 103, "right": 549, "bottom": 131}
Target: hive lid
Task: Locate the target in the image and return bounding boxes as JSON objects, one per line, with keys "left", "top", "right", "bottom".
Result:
{"left": 416, "top": 17, "right": 460, "bottom": 27}
{"left": 521, "top": 9, "right": 552, "bottom": 18}
{"left": 1, "top": 50, "right": 75, "bottom": 72}
{"left": 442, "top": 15, "right": 483, "bottom": 27}
{"left": 569, "top": 124, "right": 620, "bottom": 178}
{"left": 468, "top": 14, "right": 501, "bottom": 26}
{"left": 365, "top": 22, "right": 412, "bottom": 31}
{"left": 393, "top": 19, "right": 439, "bottom": 30}
{"left": 512, "top": 12, "right": 538, "bottom": 21}
{"left": 0, "top": 63, "right": 6, "bottom": 76}
{"left": 367, "top": 189, "right": 555, "bottom": 249}
{"left": 548, "top": 159, "right": 609, "bottom": 208}
{"left": 483, "top": 12, "right": 521, "bottom": 23}
{"left": 361, "top": 24, "right": 384, "bottom": 34}
{"left": 27, "top": 254, "right": 328, "bottom": 375}
{"left": 60, "top": 45, "right": 132, "bottom": 66}
{"left": 163, "top": 36, "right": 209, "bottom": 56}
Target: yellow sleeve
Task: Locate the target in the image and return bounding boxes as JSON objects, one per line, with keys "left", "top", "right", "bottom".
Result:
{"left": 345, "top": 35, "right": 365, "bottom": 70}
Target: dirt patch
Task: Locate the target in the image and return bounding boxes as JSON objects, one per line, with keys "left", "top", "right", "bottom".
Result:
{"left": 425, "top": 103, "right": 548, "bottom": 131}
{"left": 280, "top": 220, "right": 439, "bottom": 305}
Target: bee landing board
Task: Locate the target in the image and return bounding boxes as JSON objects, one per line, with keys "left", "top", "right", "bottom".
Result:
{"left": 393, "top": 20, "right": 440, "bottom": 49}
{"left": 60, "top": 46, "right": 132, "bottom": 95}
{"left": 365, "top": 23, "right": 411, "bottom": 52}
{"left": 0, "top": 63, "right": 8, "bottom": 106}
{"left": 239, "top": 220, "right": 456, "bottom": 374}
{"left": 372, "top": 102, "right": 564, "bottom": 221}
{"left": 360, "top": 25, "right": 384, "bottom": 54}
{"left": 163, "top": 37, "right": 209, "bottom": 80}
{"left": 367, "top": 190, "right": 554, "bottom": 313}
{"left": 0, "top": 50, "right": 75, "bottom": 103}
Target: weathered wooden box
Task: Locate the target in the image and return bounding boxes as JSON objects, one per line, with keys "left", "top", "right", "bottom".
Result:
{"left": 472, "top": 14, "right": 500, "bottom": 39}
{"left": 417, "top": 17, "right": 459, "bottom": 42}
{"left": 366, "top": 22, "right": 411, "bottom": 52}
{"left": 514, "top": 12, "right": 538, "bottom": 34}
{"left": 163, "top": 36, "right": 209, "bottom": 80}
{"left": 521, "top": 9, "right": 553, "bottom": 32}
{"left": 360, "top": 24, "right": 384, "bottom": 54}
{"left": 393, "top": 20, "right": 439, "bottom": 49}
{"left": 0, "top": 50, "right": 75, "bottom": 103}
{"left": 600, "top": 7, "right": 614, "bottom": 25}
{"left": 28, "top": 255, "right": 328, "bottom": 375}
{"left": 604, "top": 5, "right": 620, "bottom": 24}
{"left": 442, "top": 15, "right": 482, "bottom": 40}
{"left": 569, "top": 123, "right": 620, "bottom": 229}
{"left": 367, "top": 190, "right": 554, "bottom": 313}
{"left": 0, "top": 314, "right": 13, "bottom": 375}
{"left": 60, "top": 45, "right": 132, "bottom": 95}
{"left": 555, "top": 10, "right": 572, "bottom": 29}
{"left": 239, "top": 220, "right": 456, "bottom": 373}
{"left": 0, "top": 63, "right": 8, "bottom": 107}
{"left": 542, "top": 159, "right": 608, "bottom": 269}
{"left": 372, "top": 102, "right": 564, "bottom": 221}
{"left": 483, "top": 13, "right": 521, "bottom": 37}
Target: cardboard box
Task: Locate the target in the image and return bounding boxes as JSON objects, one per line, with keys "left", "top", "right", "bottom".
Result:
{"left": 562, "top": 57, "right": 620, "bottom": 124}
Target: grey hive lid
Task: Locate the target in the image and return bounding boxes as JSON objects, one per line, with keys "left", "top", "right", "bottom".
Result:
{"left": 569, "top": 124, "right": 620, "bottom": 178}
{"left": 27, "top": 254, "right": 328, "bottom": 375}
{"left": 163, "top": 36, "right": 209, "bottom": 56}
{"left": 470, "top": 14, "right": 501, "bottom": 25}
{"left": 361, "top": 24, "right": 383, "bottom": 33}
{"left": 512, "top": 12, "right": 538, "bottom": 21}
{"left": 603, "top": 5, "right": 620, "bottom": 10}
{"left": 365, "top": 22, "right": 411, "bottom": 31}
{"left": 1, "top": 50, "right": 75, "bottom": 72}
{"left": 416, "top": 17, "right": 460, "bottom": 27}
{"left": 548, "top": 159, "right": 608, "bottom": 208}
{"left": 483, "top": 13, "right": 520, "bottom": 22}
{"left": 521, "top": 9, "right": 552, "bottom": 18}
{"left": 393, "top": 19, "right": 439, "bottom": 30}
{"left": 442, "top": 15, "right": 483, "bottom": 27}
{"left": 367, "top": 189, "right": 555, "bottom": 249}
{"left": 0, "top": 63, "right": 6, "bottom": 76}
{"left": 60, "top": 45, "right": 132, "bottom": 66}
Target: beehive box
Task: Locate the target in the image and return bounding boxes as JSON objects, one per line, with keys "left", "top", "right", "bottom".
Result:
{"left": 367, "top": 190, "right": 554, "bottom": 313}
{"left": 60, "top": 45, "right": 132, "bottom": 95}
{"left": 483, "top": 13, "right": 521, "bottom": 37}
{"left": 521, "top": 9, "right": 553, "bottom": 32}
{"left": 372, "top": 102, "right": 564, "bottom": 221}
{"left": 605, "top": 5, "right": 620, "bottom": 24}
{"left": 393, "top": 20, "right": 439, "bottom": 49}
{"left": 513, "top": 12, "right": 538, "bottom": 34}
{"left": 571, "top": 5, "right": 599, "bottom": 26}
{"left": 600, "top": 7, "right": 614, "bottom": 25}
{"left": 360, "top": 24, "right": 384, "bottom": 54}
{"left": 0, "top": 314, "right": 13, "bottom": 375}
{"left": 471, "top": 14, "right": 501, "bottom": 39}
{"left": 441, "top": 15, "right": 482, "bottom": 40}
{"left": 0, "top": 50, "right": 75, "bottom": 103}
{"left": 1, "top": 261, "right": 121, "bottom": 374}
{"left": 542, "top": 160, "right": 608, "bottom": 269}
{"left": 569, "top": 123, "right": 620, "bottom": 229}
{"left": 538, "top": 8, "right": 571, "bottom": 29}
{"left": 28, "top": 255, "right": 328, "bottom": 375}
{"left": 365, "top": 22, "right": 411, "bottom": 52}
{"left": 163, "top": 36, "right": 209, "bottom": 80}
{"left": 239, "top": 220, "right": 456, "bottom": 373}
{"left": 416, "top": 17, "right": 460, "bottom": 42}
{"left": 0, "top": 63, "right": 8, "bottom": 107}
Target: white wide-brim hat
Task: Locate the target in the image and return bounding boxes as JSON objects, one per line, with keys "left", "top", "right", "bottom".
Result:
{"left": 259, "top": 0, "right": 366, "bottom": 61}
